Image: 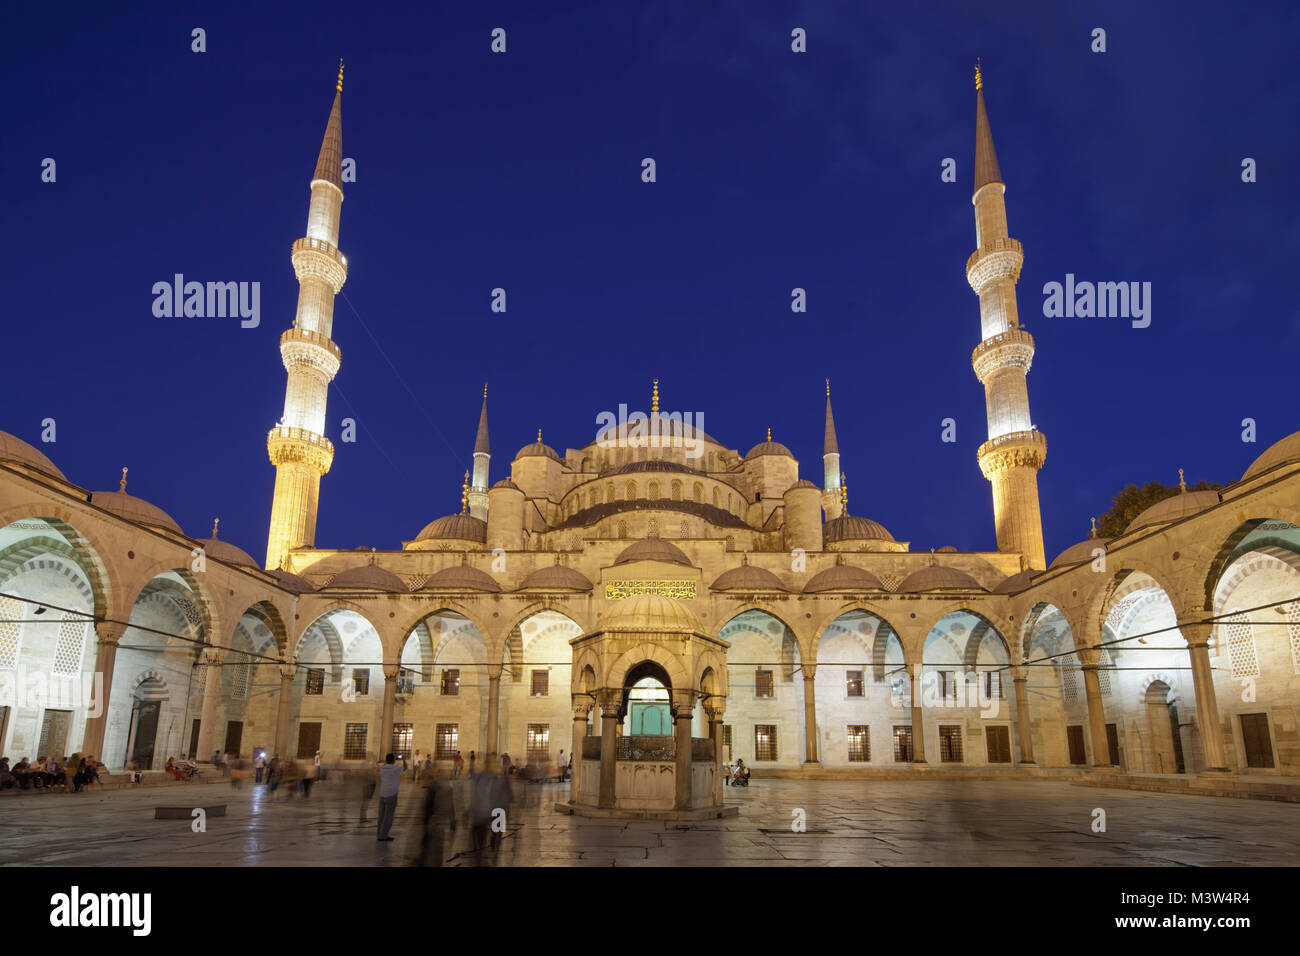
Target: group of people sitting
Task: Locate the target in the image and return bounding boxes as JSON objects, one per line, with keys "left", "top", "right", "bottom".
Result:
{"left": 723, "top": 758, "right": 750, "bottom": 786}
{"left": 0, "top": 754, "right": 102, "bottom": 792}
{"left": 163, "top": 756, "right": 199, "bottom": 781}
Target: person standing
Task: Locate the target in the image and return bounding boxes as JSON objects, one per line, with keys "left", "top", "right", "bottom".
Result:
{"left": 254, "top": 752, "right": 265, "bottom": 784}
{"left": 376, "top": 753, "right": 402, "bottom": 841}
{"left": 556, "top": 750, "right": 566, "bottom": 782}
{"left": 411, "top": 749, "right": 423, "bottom": 782}
{"left": 468, "top": 750, "right": 476, "bottom": 777}
{"left": 452, "top": 751, "right": 463, "bottom": 780}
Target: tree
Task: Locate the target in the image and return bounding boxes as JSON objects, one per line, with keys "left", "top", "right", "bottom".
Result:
{"left": 1094, "top": 479, "right": 1222, "bottom": 539}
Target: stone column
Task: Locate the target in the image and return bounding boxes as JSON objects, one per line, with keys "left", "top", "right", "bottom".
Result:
{"left": 195, "top": 647, "right": 227, "bottom": 761}
{"left": 485, "top": 664, "right": 502, "bottom": 756}
{"left": 1081, "top": 663, "right": 1113, "bottom": 769}
{"left": 673, "top": 690, "right": 695, "bottom": 810}
{"left": 273, "top": 664, "right": 295, "bottom": 758}
{"left": 708, "top": 708, "right": 725, "bottom": 807}
{"left": 1183, "top": 620, "right": 1230, "bottom": 773}
{"left": 909, "top": 662, "right": 926, "bottom": 763}
{"left": 802, "top": 669, "right": 821, "bottom": 768}
{"left": 379, "top": 664, "right": 398, "bottom": 758}
{"left": 1012, "top": 666, "right": 1035, "bottom": 765}
{"left": 598, "top": 691, "right": 619, "bottom": 808}
{"left": 570, "top": 700, "right": 591, "bottom": 801}
{"left": 80, "top": 621, "right": 127, "bottom": 759}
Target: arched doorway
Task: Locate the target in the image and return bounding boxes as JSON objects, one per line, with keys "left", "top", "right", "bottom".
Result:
{"left": 1143, "top": 680, "right": 1184, "bottom": 774}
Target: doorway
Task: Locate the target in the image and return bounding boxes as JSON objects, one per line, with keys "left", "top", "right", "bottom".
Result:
{"left": 224, "top": 721, "right": 243, "bottom": 757}
{"left": 1144, "top": 681, "right": 1180, "bottom": 773}
{"left": 130, "top": 700, "right": 161, "bottom": 769}
{"left": 38, "top": 709, "right": 72, "bottom": 758}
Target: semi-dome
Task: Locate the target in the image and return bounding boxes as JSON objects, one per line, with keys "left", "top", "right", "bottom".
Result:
{"left": 269, "top": 568, "right": 315, "bottom": 593}
{"left": 0, "top": 431, "right": 66, "bottom": 480}
{"left": 614, "top": 536, "right": 693, "bottom": 567}
{"left": 992, "top": 569, "right": 1038, "bottom": 594}
{"left": 803, "top": 564, "right": 884, "bottom": 592}
{"left": 1125, "top": 490, "right": 1220, "bottom": 534}
{"left": 197, "top": 537, "right": 259, "bottom": 569}
{"left": 490, "top": 478, "right": 522, "bottom": 491}
{"left": 415, "top": 513, "right": 487, "bottom": 543}
{"left": 599, "top": 592, "right": 703, "bottom": 633}
{"left": 1050, "top": 538, "right": 1112, "bottom": 569}
{"left": 711, "top": 564, "right": 788, "bottom": 591}
{"left": 936, "top": 545, "right": 958, "bottom": 553}
{"left": 516, "top": 440, "right": 561, "bottom": 462}
{"left": 1242, "top": 431, "right": 1300, "bottom": 481}
{"left": 89, "top": 490, "right": 184, "bottom": 534}
{"left": 899, "top": 565, "right": 983, "bottom": 592}
{"left": 786, "top": 479, "right": 819, "bottom": 492}
{"left": 424, "top": 564, "right": 501, "bottom": 592}
{"left": 518, "top": 565, "right": 593, "bottom": 591}
{"left": 824, "top": 515, "right": 895, "bottom": 543}
{"left": 328, "top": 564, "right": 408, "bottom": 592}
{"left": 745, "top": 439, "right": 794, "bottom": 460}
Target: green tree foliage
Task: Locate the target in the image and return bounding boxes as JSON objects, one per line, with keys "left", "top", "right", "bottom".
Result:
{"left": 1095, "top": 480, "right": 1223, "bottom": 539}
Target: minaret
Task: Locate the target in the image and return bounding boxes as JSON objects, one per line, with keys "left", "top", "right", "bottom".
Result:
{"left": 966, "top": 61, "right": 1047, "bottom": 569}
{"left": 822, "top": 379, "right": 843, "bottom": 520}
{"left": 468, "top": 384, "right": 490, "bottom": 520}
{"left": 265, "top": 62, "right": 349, "bottom": 570}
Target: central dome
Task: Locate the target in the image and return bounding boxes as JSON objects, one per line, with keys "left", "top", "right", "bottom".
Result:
{"left": 415, "top": 513, "right": 487, "bottom": 543}
{"left": 825, "top": 515, "right": 894, "bottom": 543}
{"left": 600, "top": 592, "right": 703, "bottom": 633}
{"left": 614, "top": 536, "right": 693, "bottom": 567}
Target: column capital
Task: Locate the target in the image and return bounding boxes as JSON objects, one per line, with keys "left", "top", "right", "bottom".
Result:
{"left": 94, "top": 620, "right": 129, "bottom": 644}
{"left": 484, "top": 661, "right": 504, "bottom": 681}
{"left": 596, "top": 688, "right": 622, "bottom": 713}
{"left": 571, "top": 694, "right": 594, "bottom": 717}
{"left": 703, "top": 698, "right": 726, "bottom": 720}
{"left": 801, "top": 666, "right": 817, "bottom": 681}
{"left": 201, "top": 645, "right": 228, "bottom": 666}
{"left": 382, "top": 663, "right": 401, "bottom": 681}
{"left": 671, "top": 689, "right": 697, "bottom": 715}
{"left": 1178, "top": 618, "right": 1214, "bottom": 647}
{"left": 279, "top": 663, "right": 297, "bottom": 681}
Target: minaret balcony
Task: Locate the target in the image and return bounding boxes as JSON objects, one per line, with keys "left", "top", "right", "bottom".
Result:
{"left": 976, "top": 429, "right": 1047, "bottom": 479}
{"left": 971, "top": 327, "right": 1035, "bottom": 382}
{"left": 291, "top": 237, "right": 348, "bottom": 293}
{"left": 965, "top": 237, "right": 1023, "bottom": 292}
{"left": 267, "top": 426, "right": 336, "bottom": 472}
{"left": 280, "top": 327, "right": 342, "bottom": 379}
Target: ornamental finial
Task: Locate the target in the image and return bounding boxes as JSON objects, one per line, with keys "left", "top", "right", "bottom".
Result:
{"left": 1178, "top": 468, "right": 1187, "bottom": 493}
{"left": 975, "top": 58, "right": 983, "bottom": 91}
{"left": 211, "top": 518, "right": 220, "bottom": 539}
{"left": 337, "top": 59, "right": 344, "bottom": 93}
{"left": 825, "top": 378, "right": 830, "bottom": 398}
{"left": 841, "top": 472, "right": 848, "bottom": 513}
{"left": 767, "top": 426, "right": 772, "bottom": 441}
{"left": 651, "top": 379, "right": 659, "bottom": 415}
{"left": 1089, "top": 516, "right": 1097, "bottom": 539}
{"left": 461, "top": 471, "right": 470, "bottom": 514}
{"left": 483, "top": 381, "right": 488, "bottom": 400}
{"left": 537, "top": 428, "right": 543, "bottom": 443}
{"left": 119, "top": 467, "right": 128, "bottom": 492}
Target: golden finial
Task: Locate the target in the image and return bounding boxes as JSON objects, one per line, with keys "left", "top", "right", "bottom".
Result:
{"left": 1089, "top": 517, "right": 1097, "bottom": 539}
{"left": 1178, "top": 468, "right": 1187, "bottom": 493}
{"left": 825, "top": 378, "right": 831, "bottom": 398}
{"left": 337, "top": 59, "right": 344, "bottom": 93}
{"left": 483, "top": 381, "right": 488, "bottom": 400}
{"left": 119, "top": 467, "right": 128, "bottom": 492}
{"left": 461, "top": 471, "right": 470, "bottom": 514}
{"left": 651, "top": 379, "right": 659, "bottom": 415}
{"left": 766, "top": 427, "right": 772, "bottom": 442}
{"left": 974, "top": 58, "right": 983, "bottom": 91}
{"left": 840, "top": 472, "right": 848, "bottom": 513}
{"left": 537, "top": 428, "right": 543, "bottom": 443}
{"left": 211, "top": 518, "right": 220, "bottom": 539}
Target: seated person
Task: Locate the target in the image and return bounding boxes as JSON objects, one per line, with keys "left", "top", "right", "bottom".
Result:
{"left": 12, "top": 757, "right": 32, "bottom": 790}
{"left": 0, "top": 757, "right": 13, "bottom": 790}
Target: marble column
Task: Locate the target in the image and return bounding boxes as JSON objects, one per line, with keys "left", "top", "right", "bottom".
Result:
{"left": 801, "top": 670, "right": 821, "bottom": 767}
{"left": 80, "top": 620, "right": 127, "bottom": 759}
{"left": 570, "top": 703, "right": 590, "bottom": 800}
{"left": 379, "top": 665, "right": 398, "bottom": 758}
{"left": 195, "top": 647, "right": 227, "bottom": 761}
{"left": 673, "top": 691, "right": 694, "bottom": 810}
{"left": 1081, "top": 663, "right": 1113, "bottom": 769}
{"left": 909, "top": 662, "right": 927, "bottom": 763}
{"left": 709, "top": 711, "right": 725, "bottom": 807}
{"left": 485, "top": 665, "right": 502, "bottom": 756}
{"left": 598, "top": 692, "right": 619, "bottom": 808}
{"left": 273, "top": 664, "right": 295, "bottom": 758}
{"left": 1012, "top": 667, "right": 1036, "bottom": 765}
{"left": 1183, "top": 620, "right": 1231, "bottom": 773}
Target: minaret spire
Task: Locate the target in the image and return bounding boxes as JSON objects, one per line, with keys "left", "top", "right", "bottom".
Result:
{"left": 468, "top": 384, "right": 491, "bottom": 520}
{"left": 966, "top": 64, "right": 1047, "bottom": 569}
{"left": 265, "top": 66, "right": 350, "bottom": 570}
{"left": 821, "top": 378, "right": 843, "bottom": 519}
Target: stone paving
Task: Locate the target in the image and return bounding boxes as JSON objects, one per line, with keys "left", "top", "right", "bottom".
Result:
{"left": 1, "top": 776, "right": 1297, "bottom": 866}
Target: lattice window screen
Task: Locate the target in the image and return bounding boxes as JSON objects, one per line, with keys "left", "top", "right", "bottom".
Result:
{"left": 1288, "top": 604, "right": 1300, "bottom": 676}
{"left": 231, "top": 656, "right": 252, "bottom": 700}
{"left": 1058, "top": 658, "right": 1081, "bottom": 704}
{"left": 53, "top": 615, "right": 88, "bottom": 674}
{"left": 1225, "top": 612, "right": 1260, "bottom": 678}
{"left": 0, "top": 596, "right": 23, "bottom": 669}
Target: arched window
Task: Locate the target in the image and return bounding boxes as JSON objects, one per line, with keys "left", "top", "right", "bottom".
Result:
{"left": 648, "top": 480, "right": 660, "bottom": 499}
{"left": 671, "top": 480, "right": 682, "bottom": 500}
{"left": 693, "top": 482, "right": 703, "bottom": 503}
{"left": 680, "top": 520, "right": 689, "bottom": 539}
{"left": 728, "top": 494, "right": 735, "bottom": 513}
{"left": 605, "top": 482, "right": 614, "bottom": 503}
{"left": 712, "top": 487, "right": 721, "bottom": 508}
{"left": 625, "top": 481, "right": 636, "bottom": 500}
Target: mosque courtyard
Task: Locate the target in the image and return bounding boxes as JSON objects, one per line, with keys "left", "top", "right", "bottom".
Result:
{"left": 1, "top": 776, "right": 1295, "bottom": 867}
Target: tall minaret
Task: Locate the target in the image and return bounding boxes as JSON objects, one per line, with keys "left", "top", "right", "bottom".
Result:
{"left": 822, "top": 379, "right": 843, "bottom": 520}
{"left": 265, "top": 63, "right": 349, "bottom": 570}
{"left": 467, "top": 384, "right": 490, "bottom": 520}
{"left": 966, "top": 61, "right": 1047, "bottom": 569}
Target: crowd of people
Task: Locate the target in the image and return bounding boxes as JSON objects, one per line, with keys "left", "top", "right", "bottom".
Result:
{"left": 0, "top": 753, "right": 103, "bottom": 792}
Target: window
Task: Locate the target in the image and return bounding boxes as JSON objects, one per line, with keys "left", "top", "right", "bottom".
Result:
{"left": 985, "top": 725, "right": 1011, "bottom": 763}
{"left": 344, "top": 723, "right": 369, "bottom": 760}
{"left": 397, "top": 668, "right": 416, "bottom": 695}
{"left": 938, "top": 670, "right": 956, "bottom": 702}
{"left": 754, "top": 669, "right": 774, "bottom": 699}
{"left": 754, "top": 725, "right": 778, "bottom": 761}
{"left": 892, "top": 726, "right": 913, "bottom": 762}
{"left": 939, "top": 725, "right": 963, "bottom": 762}
{"left": 435, "top": 724, "right": 458, "bottom": 760}
{"left": 722, "top": 725, "right": 733, "bottom": 762}
{"left": 305, "top": 668, "right": 324, "bottom": 695}
{"left": 391, "top": 723, "right": 413, "bottom": 759}
{"left": 1105, "top": 723, "right": 1121, "bottom": 767}
{"left": 983, "top": 670, "right": 1003, "bottom": 699}
{"left": 846, "top": 670, "right": 864, "bottom": 698}
{"left": 441, "top": 668, "right": 460, "bottom": 696}
{"left": 530, "top": 669, "right": 549, "bottom": 697}
{"left": 847, "top": 725, "right": 870, "bottom": 762}
{"left": 527, "top": 724, "right": 550, "bottom": 756}
{"left": 1239, "top": 713, "right": 1275, "bottom": 769}
{"left": 296, "top": 722, "right": 322, "bottom": 759}
{"left": 352, "top": 668, "right": 370, "bottom": 696}
{"left": 1066, "top": 725, "right": 1087, "bottom": 765}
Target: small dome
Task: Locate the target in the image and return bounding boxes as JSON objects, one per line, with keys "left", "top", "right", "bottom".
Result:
{"left": 936, "top": 545, "right": 958, "bottom": 553}
{"left": 1125, "top": 490, "right": 1219, "bottom": 534}
{"left": 711, "top": 564, "right": 788, "bottom": 591}
{"left": 745, "top": 440, "right": 794, "bottom": 460}
{"left": 614, "top": 536, "right": 693, "bottom": 567}
{"left": 599, "top": 593, "right": 703, "bottom": 633}
{"left": 518, "top": 565, "right": 593, "bottom": 591}
{"left": 785, "top": 479, "right": 819, "bottom": 493}
{"left": 424, "top": 564, "right": 501, "bottom": 592}
{"left": 900, "top": 565, "right": 983, "bottom": 592}
{"left": 1243, "top": 431, "right": 1300, "bottom": 481}
{"left": 992, "top": 569, "right": 1038, "bottom": 594}
{"left": 1050, "top": 538, "right": 1112, "bottom": 569}
{"left": 269, "top": 568, "right": 315, "bottom": 593}
{"left": 89, "top": 490, "right": 183, "bottom": 534}
{"left": 197, "top": 538, "right": 259, "bottom": 569}
{"left": 825, "top": 515, "right": 895, "bottom": 543}
{"left": 490, "top": 478, "right": 522, "bottom": 491}
{"left": 0, "top": 432, "right": 65, "bottom": 480}
{"left": 516, "top": 441, "right": 561, "bottom": 462}
{"left": 415, "top": 513, "right": 487, "bottom": 543}
{"left": 803, "top": 564, "right": 884, "bottom": 593}
{"left": 328, "top": 564, "right": 408, "bottom": 592}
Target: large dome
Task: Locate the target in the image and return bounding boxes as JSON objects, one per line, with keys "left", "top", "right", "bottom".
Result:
{"left": 516, "top": 440, "right": 561, "bottom": 461}
{"left": 803, "top": 564, "right": 884, "bottom": 592}
{"left": 328, "top": 564, "right": 408, "bottom": 592}
{"left": 0, "top": 431, "right": 65, "bottom": 480}
{"left": 745, "top": 439, "right": 794, "bottom": 460}
{"left": 89, "top": 490, "right": 183, "bottom": 534}
{"left": 415, "top": 513, "right": 487, "bottom": 543}
{"left": 711, "top": 564, "right": 788, "bottom": 591}
{"left": 518, "top": 565, "right": 593, "bottom": 591}
{"left": 899, "top": 565, "right": 983, "bottom": 592}
{"left": 1049, "top": 538, "right": 1111, "bottom": 569}
{"left": 1125, "top": 490, "right": 1219, "bottom": 534}
{"left": 1242, "top": 431, "right": 1300, "bottom": 481}
{"left": 599, "top": 593, "right": 703, "bottom": 633}
{"left": 614, "top": 536, "right": 693, "bottom": 567}
{"left": 424, "top": 564, "right": 501, "bottom": 592}
{"left": 824, "top": 515, "right": 895, "bottom": 543}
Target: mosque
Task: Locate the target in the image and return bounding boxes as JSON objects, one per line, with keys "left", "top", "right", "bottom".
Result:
{"left": 2, "top": 65, "right": 1299, "bottom": 811}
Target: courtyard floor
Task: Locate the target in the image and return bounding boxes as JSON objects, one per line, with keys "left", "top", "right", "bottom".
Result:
{"left": 1, "top": 776, "right": 1297, "bottom": 866}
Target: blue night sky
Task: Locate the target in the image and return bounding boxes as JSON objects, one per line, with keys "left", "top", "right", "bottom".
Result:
{"left": 3, "top": 0, "right": 1298, "bottom": 564}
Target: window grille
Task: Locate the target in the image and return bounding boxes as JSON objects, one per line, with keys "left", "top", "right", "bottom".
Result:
{"left": 754, "top": 724, "right": 778, "bottom": 761}
{"left": 846, "top": 670, "right": 864, "bottom": 698}
{"left": 755, "top": 669, "right": 774, "bottom": 698}
{"left": 938, "top": 725, "right": 963, "bottom": 762}
{"left": 526, "top": 723, "right": 550, "bottom": 755}
{"left": 435, "top": 724, "right": 458, "bottom": 759}
{"left": 344, "top": 723, "right": 368, "bottom": 760}
{"left": 441, "top": 668, "right": 460, "bottom": 695}
{"left": 847, "top": 725, "right": 869, "bottom": 761}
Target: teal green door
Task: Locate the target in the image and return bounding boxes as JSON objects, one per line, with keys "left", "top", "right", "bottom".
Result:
{"left": 630, "top": 702, "right": 671, "bottom": 735}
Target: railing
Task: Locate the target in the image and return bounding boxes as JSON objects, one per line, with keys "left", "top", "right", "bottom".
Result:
{"left": 965, "top": 237, "right": 1023, "bottom": 274}
{"left": 291, "top": 236, "right": 347, "bottom": 267}
{"left": 281, "top": 326, "right": 341, "bottom": 360}
{"left": 977, "top": 429, "right": 1046, "bottom": 456}
{"left": 267, "top": 426, "right": 335, "bottom": 454}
